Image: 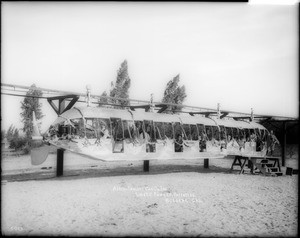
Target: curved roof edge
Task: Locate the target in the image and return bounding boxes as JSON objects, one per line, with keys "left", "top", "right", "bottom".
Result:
{"left": 50, "top": 106, "right": 267, "bottom": 130}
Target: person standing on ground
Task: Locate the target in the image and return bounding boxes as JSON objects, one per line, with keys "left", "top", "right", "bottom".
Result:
{"left": 268, "top": 130, "right": 280, "bottom": 156}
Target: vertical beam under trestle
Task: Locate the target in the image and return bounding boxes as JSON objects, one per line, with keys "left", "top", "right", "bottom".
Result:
{"left": 143, "top": 160, "right": 150, "bottom": 172}
{"left": 57, "top": 148, "right": 65, "bottom": 177}
{"left": 204, "top": 158, "right": 209, "bottom": 169}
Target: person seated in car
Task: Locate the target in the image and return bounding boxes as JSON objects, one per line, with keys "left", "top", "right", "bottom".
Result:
{"left": 238, "top": 136, "right": 246, "bottom": 151}
{"left": 220, "top": 135, "right": 226, "bottom": 150}
{"left": 175, "top": 134, "right": 184, "bottom": 152}
{"left": 100, "top": 124, "right": 110, "bottom": 139}
{"left": 250, "top": 132, "right": 257, "bottom": 142}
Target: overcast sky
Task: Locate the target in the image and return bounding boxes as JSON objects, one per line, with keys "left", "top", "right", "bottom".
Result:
{"left": 1, "top": 2, "right": 298, "bottom": 132}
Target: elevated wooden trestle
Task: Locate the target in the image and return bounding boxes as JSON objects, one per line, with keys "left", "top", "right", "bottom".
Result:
{"left": 2, "top": 83, "right": 297, "bottom": 177}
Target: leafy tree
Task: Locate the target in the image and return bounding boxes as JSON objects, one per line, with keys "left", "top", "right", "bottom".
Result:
{"left": 5, "top": 126, "right": 26, "bottom": 151}
{"left": 13, "top": 128, "right": 19, "bottom": 139}
{"left": 5, "top": 124, "right": 30, "bottom": 152}
{"left": 98, "top": 90, "right": 109, "bottom": 105}
{"left": 20, "top": 84, "right": 44, "bottom": 138}
{"left": 9, "top": 137, "right": 28, "bottom": 151}
{"left": 109, "top": 60, "right": 131, "bottom": 107}
{"left": 162, "top": 74, "right": 187, "bottom": 113}
{"left": 6, "top": 124, "right": 15, "bottom": 142}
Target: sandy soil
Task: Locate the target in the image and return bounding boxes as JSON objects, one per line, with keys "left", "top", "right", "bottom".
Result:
{"left": 1, "top": 152, "right": 298, "bottom": 237}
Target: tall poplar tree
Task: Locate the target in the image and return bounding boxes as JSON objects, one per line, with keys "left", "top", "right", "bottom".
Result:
{"left": 20, "top": 84, "right": 44, "bottom": 138}
{"left": 162, "top": 74, "right": 187, "bottom": 113}
{"left": 109, "top": 60, "right": 131, "bottom": 107}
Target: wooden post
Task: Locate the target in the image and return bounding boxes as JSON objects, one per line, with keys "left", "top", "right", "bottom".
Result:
{"left": 282, "top": 122, "right": 287, "bottom": 167}
{"left": 286, "top": 167, "right": 293, "bottom": 176}
{"left": 57, "top": 148, "right": 65, "bottom": 177}
{"left": 59, "top": 99, "right": 66, "bottom": 115}
{"left": 143, "top": 160, "right": 150, "bottom": 172}
{"left": 204, "top": 158, "right": 209, "bottom": 169}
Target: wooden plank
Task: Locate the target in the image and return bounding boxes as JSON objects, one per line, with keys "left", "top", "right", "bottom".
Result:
{"left": 239, "top": 157, "right": 248, "bottom": 174}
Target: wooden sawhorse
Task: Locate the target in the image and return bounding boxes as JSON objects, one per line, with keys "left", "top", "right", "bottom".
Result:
{"left": 230, "top": 156, "right": 253, "bottom": 174}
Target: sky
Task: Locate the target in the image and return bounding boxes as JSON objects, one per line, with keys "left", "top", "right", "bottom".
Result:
{"left": 1, "top": 2, "right": 298, "bottom": 133}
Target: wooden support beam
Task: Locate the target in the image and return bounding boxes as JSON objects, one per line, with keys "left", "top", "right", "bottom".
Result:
{"left": 220, "top": 112, "right": 229, "bottom": 119}
{"left": 56, "top": 148, "right": 65, "bottom": 177}
{"left": 143, "top": 160, "right": 150, "bottom": 172}
{"left": 204, "top": 158, "right": 209, "bottom": 169}
{"left": 239, "top": 157, "right": 248, "bottom": 174}
{"left": 47, "top": 94, "right": 79, "bottom": 115}
{"left": 63, "top": 96, "right": 79, "bottom": 112}
{"left": 47, "top": 100, "right": 59, "bottom": 113}
{"left": 59, "top": 98, "right": 66, "bottom": 115}
{"left": 157, "top": 105, "right": 168, "bottom": 113}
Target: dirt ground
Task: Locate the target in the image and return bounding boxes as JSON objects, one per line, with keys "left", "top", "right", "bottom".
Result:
{"left": 1, "top": 149, "right": 298, "bottom": 237}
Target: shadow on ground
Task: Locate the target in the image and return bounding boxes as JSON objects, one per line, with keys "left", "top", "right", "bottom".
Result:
{"left": 2, "top": 163, "right": 236, "bottom": 182}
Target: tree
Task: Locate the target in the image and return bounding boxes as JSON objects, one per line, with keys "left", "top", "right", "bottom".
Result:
{"left": 6, "top": 124, "right": 15, "bottom": 142}
{"left": 162, "top": 74, "right": 187, "bottom": 113}
{"left": 8, "top": 127, "right": 25, "bottom": 150}
{"left": 98, "top": 90, "right": 109, "bottom": 105}
{"left": 13, "top": 128, "right": 19, "bottom": 139}
{"left": 20, "top": 84, "right": 44, "bottom": 138}
{"left": 109, "top": 60, "right": 131, "bottom": 107}
{"left": 4, "top": 125, "right": 28, "bottom": 151}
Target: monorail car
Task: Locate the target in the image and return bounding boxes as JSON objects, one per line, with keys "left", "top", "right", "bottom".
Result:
{"left": 40, "top": 106, "right": 268, "bottom": 163}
